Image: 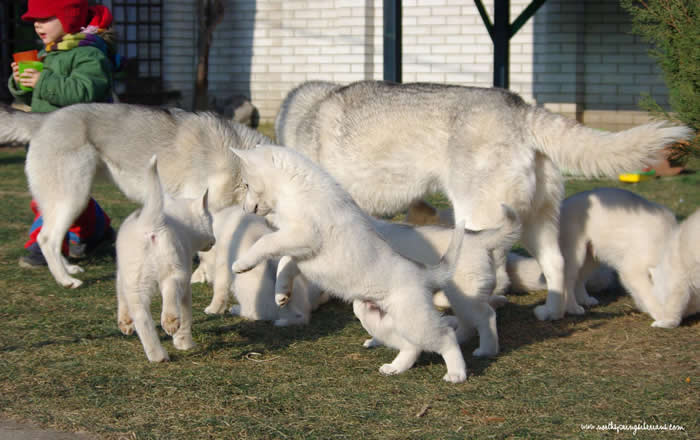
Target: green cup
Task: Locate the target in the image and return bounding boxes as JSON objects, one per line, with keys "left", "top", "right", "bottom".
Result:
{"left": 18, "top": 60, "right": 43, "bottom": 91}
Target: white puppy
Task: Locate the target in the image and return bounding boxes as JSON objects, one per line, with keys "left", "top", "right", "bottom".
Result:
{"left": 649, "top": 208, "right": 700, "bottom": 328}
{"left": 231, "top": 145, "right": 468, "bottom": 383}
{"left": 191, "top": 206, "right": 329, "bottom": 326}
{"left": 558, "top": 188, "right": 678, "bottom": 320}
{"left": 116, "top": 156, "right": 215, "bottom": 362}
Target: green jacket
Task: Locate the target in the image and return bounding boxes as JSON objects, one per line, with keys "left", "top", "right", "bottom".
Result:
{"left": 8, "top": 45, "right": 113, "bottom": 113}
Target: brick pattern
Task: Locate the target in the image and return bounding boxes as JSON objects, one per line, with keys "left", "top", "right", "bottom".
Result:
{"left": 162, "top": 0, "right": 669, "bottom": 130}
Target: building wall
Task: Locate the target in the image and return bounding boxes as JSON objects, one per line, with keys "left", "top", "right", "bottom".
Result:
{"left": 174, "top": 0, "right": 669, "bottom": 131}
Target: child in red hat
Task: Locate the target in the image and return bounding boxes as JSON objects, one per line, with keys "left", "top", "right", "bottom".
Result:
{"left": 8, "top": 0, "right": 121, "bottom": 267}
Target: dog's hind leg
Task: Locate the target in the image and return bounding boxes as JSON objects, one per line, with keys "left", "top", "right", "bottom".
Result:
{"left": 116, "top": 272, "right": 134, "bottom": 335}
{"left": 161, "top": 275, "right": 196, "bottom": 351}
{"left": 29, "top": 142, "right": 98, "bottom": 288}
{"left": 36, "top": 203, "right": 88, "bottom": 288}
{"left": 124, "top": 282, "right": 169, "bottom": 362}
{"left": 388, "top": 289, "right": 467, "bottom": 383}
{"left": 574, "top": 256, "right": 600, "bottom": 307}
{"left": 521, "top": 218, "right": 570, "bottom": 320}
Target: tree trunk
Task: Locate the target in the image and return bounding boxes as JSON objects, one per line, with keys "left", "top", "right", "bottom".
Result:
{"left": 194, "top": 0, "right": 224, "bottom": 111}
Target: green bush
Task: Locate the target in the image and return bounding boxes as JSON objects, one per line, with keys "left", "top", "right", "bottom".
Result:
{"left": 622, "top": 0, "right": 699, "bottom": 157}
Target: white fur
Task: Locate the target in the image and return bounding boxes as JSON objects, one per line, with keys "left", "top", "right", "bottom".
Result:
{"left": 231, "top": 145, "right": 468, "bottom": 383}
{"left": 557, "top": 188, "right": 680, "bottom": 321}
{"left": 116, "top": 156, "right": 215, "bottom": 362}
{"left": 275, "top": 80, "right": 693, "bottom": 321}
{"left": 353, "top": 300, "right": 474, "bottom": 375}
{"left": 369, "top": 210, "right": 520, "bottom": 357}
{"left": 0, "top": 104, "right": 267, "bottom": 288}
{"left": 191, "top": 206, "right": 329, "bottom": 326}
{"left": 649, "top": 209, "right": 700, "bottom": 328}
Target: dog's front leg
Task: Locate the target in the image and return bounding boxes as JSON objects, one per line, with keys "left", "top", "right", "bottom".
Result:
{"left": 233, "top": 229, "right": 314, "bottom": 274}
{"left": 379, "top": 348, "right": 421, "bottom": 376}
{"left": 274, "top": 256, "right": 300, "bottom": 306}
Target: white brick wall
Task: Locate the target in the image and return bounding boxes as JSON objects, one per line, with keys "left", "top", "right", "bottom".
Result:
{"left": 168, "top": 0, "right": 668, "bottom": 130}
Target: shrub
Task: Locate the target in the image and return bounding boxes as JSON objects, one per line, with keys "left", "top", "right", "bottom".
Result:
{"left": 622, "top": 0, "right": 699, "bottom": 158}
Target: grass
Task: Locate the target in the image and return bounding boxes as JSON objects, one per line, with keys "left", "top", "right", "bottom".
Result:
{"left": 0, "top": 133, "right": 698, "bottom": 439}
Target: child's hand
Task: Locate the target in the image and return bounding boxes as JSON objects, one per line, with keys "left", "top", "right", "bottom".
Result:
{"left": 18, "top": 67, "right": 41, "bottom": 89}
{"left": 11, "top": 62, "right": 20, "bottom": 83}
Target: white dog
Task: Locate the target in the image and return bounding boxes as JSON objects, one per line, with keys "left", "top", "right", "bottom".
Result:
{"left": 116, "top": 156, "right": 215, "bottom": 362}
{"left": 191, "top": 206, "right": 329, "bottom": 326}
{"left": 649, "top": 208, "right": 700, "bottom": 328}
{"left": 275, "top": 80, "right": 692, "bottom": 321}
{"left": 556, "top": 188, "right": 680, "bottom": 322}
{"left": 231, "top": 145, "right": 468, "bottom": 382}
{"left": 274, "top": 210, "right": 520, "bottom": 359}
{"left": 353, "top": 300, "right": 473, "bottom": 375}
{"left": 0, "top": 103, "right": 267, "bottom": 288}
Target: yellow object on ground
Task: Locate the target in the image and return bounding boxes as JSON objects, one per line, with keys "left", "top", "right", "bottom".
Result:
{"left": 619, "top": 170, "right": 656, "bottom": 183}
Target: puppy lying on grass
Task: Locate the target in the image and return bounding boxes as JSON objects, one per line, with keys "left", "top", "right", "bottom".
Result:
{"left": 116, "top": 156, "right": 215, "bottom": 362}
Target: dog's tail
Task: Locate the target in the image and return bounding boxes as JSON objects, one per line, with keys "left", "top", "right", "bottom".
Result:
{"left": 426, "top": 220, "right": 466, "bottom": 291}
{"left": 0, "top": 104, "right": 47, "bottom": 144}
{"left": 527, "top": 107, "right": 693, "bottom": 178}
{"left": 139, "top": 155, "right": 166, "bottom": 227}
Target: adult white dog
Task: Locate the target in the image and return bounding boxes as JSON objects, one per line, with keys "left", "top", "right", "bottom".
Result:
{"left": 231, "top": 145, "right": 469, "bottom": 382}
{"left": 0, "top": 103, "right": 267, "bottom": 288}
{"left": 191, "top": 206, "right": 329, "bottom": 326}
{"left": 275, "top": 80, "right": 692, "bottom": 320}
{"left": 116, "top": 156, "right": 215, "bottom": 362}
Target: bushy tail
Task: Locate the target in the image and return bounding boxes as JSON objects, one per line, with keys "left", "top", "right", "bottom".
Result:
{"left": 139, "top": 155, "right": 166, "bottom": 227}
{"left": 0, "top": 105, "right": 47, "bottom": 144}
{"left": 528, "top": 108, "right": 694, "bottom": 178}
{"left": 426, "top": 220, "right": 466, "bottom": 291}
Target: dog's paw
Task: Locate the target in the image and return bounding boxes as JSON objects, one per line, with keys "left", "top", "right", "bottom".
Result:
{"left": 204, "top": 301, "right": 226, "bottom": 315}
{"left": 146, "top": 347, "right": 170, "bottom": 363}
{"left": 472, "top": 345, "right": 498, "bottom": 358}
{"left": 232, "top": 259, "right": 253, "bottom": 273}
{"left": 580, "top": 295, "right": 599, "bottom": 307}
{"left": 173, "top": 333, "right": 195, "bottom": 351}
{"left": 443, "top": 370, "right": 467, "bottom": 383}
{"left": 566, "top": 303, "right": 586, "bottom": 316}
{"left": 363, "top": 338, "right": 380, "bottom": 348}
{"left": 118, "top": 318, "right": 134, "bottom": 335}
{"left": 533, "top": 304, "right": 564, "bottom": 321}
{"left": 161, "top": 314, "right": 180, "bottom": 336}
{"left": 61, "top": 276, "right": 83, "bottom": 289}
{"left": 379, "top": 364, "right": 401, "bottom": 376}
{"left": 273, "top": 318, "right": 290, "bottom": 327}
{"left": 275, "top": 292, "right": 290, "bottom": 307}
{"left": 229, "top": 305, "right": 242, "bottom": 316}
{"left": 651, "top": 320, "right": 679, "bottom": 329}
{"left": 65, "top": 263, "right": 85, "bottom": 275}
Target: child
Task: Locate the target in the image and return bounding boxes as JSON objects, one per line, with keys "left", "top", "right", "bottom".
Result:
{"left": 9, "top": 0, "right": 121, "bottom": 267}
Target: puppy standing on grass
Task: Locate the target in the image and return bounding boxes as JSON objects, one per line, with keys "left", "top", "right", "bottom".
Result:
{"left": 649, "top": 208, "right": 700, "bottom": 328}
{"left": 231, "top": 145, "right": 469, "bottom": 383}
{"left": 348, "top": 208, "right": 520, "bottom": 373}
{"left": 116, "top": 156, "right": 215, "bottom": 362}
{"left": 191, "top": 205, "right": 329, "bottom": 326}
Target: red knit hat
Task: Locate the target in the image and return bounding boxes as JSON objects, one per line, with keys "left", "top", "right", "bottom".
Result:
{"left": 22, "top": 0, "right": 89, "bottom": 35}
